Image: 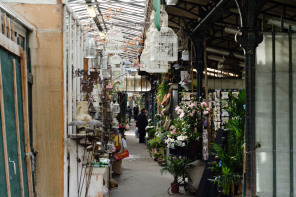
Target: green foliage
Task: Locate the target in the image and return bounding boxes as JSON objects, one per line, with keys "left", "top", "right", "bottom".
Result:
{"left": 160, "top": 156, "right": 192, "bottom": 183}
{"left": 153, "top": 152, "right": 164, "bottom": 159}
{"left": 211, "top": 89, "right": 245, "bottom": 194}
{"left": 148, "top": 136, "right": 165, "bottom": 150}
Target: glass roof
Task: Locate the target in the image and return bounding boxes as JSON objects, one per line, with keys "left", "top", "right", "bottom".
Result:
{"left": 67, "top": 0, "right": 148, "bottom": 62}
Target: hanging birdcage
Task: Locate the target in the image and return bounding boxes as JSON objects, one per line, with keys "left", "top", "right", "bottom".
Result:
{"left": 140, "top": 49, "right": 150, "bottom": 71}
{"left": 105, "top": 28, "right": 124, "bottom": 54}
{"left": 109, "top": 54, "right": 122, "bottom": 65}
{"left": 150, "top": 26, "right": 178, "bottom": 62}
{"left": 112, "top": 101, "right": 120, "bottom": 114}
{"left": 149, "top": 10, "right": 178, "bottom": 63}
{"left": 147, "top": 60, "right": 169, "bottom": 73}
{"left": 110, "top": 54, "right": 122, "bottom": 70}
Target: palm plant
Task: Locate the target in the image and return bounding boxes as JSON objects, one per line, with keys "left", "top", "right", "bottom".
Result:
{"left": 160, "top": 156, "right": 192, "bottom": 183}
{"left": 211, "top": 89, "right": 245, "bottom": 195}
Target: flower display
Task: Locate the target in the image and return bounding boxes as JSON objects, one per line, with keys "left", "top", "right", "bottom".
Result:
{"left": 118, "top": 124, "right": 125, "bottom": 129}
{"left": 163, "top": 99, "right": 210, "bottom": 149}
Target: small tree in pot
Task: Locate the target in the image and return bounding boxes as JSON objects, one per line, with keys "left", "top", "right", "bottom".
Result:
{"left": 160, "top": 156, "right": 192, "bottom": 193}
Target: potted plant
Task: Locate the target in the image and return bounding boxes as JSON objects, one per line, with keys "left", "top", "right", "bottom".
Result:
{"left": 210, "top": 90, "right": 245, "bottom": 196}
{"left": 147, "top": 135, "right": 166, "bottom": 160}
{"left": 160, "top": 156, "right": 192, "bottom": 193}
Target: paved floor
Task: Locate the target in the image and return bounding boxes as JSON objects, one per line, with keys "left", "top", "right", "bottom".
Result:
{"left": 110, "top": 121, "right": 193, "bottom": 197}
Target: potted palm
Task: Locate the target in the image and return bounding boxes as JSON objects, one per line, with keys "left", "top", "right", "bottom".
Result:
{"left": 160, "top": 156, "right": 191, "bottom": 193}
{"left": 210, "top": 90, "right": 245, "bottom": 196}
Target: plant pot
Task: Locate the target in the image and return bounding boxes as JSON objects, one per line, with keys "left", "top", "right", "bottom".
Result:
{"left": 171, "top": 182, "right": 179, "bottom": 193}
{"left": 157, "top": 159, "right": 166, "bottom": 166}
{"left": 169, "top": 148, "right": 177, "bottom": 155}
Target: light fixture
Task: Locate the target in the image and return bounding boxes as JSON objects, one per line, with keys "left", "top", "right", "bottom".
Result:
{"left": 87, "top": 5, "right": 97, "bottom": 18}
{"left": 166, "top": 0, "right": 178, "bottom": 5}
{"left": 181, "top": 50, "right": 190, "bottom": 61}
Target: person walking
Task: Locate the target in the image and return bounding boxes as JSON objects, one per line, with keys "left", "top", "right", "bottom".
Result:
{"left": 133, "top": 105, "right": 139, "bottom": 121}
{"left": 126, "top": 106, "right": 132, "bottom": 123}
{"left": 137, "top": 108, "right": 148, "bottom": 143}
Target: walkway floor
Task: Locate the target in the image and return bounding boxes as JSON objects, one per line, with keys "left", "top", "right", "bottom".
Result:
{"left": 110, "top": 121, "right": 193, "bottom": 197}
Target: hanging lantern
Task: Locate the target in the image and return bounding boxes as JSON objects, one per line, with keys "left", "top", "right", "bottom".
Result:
{"left": 105, "top": 28, "right": 124, "bottom": 54}
{"left": 85, "top": 37, "right": 96, "bottom": 58}
{"left": 91, "top": 55, "right": 101, "bottom": 69}
{"left": 181, "top": 50, "right": 190, "bottom": 61}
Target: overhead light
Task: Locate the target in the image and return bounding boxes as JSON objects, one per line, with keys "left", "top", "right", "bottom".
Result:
{"left": 87, "top": 5, "right": 97, "bottom": 18}
{"left": 166, "top": 0, "right": 178, "bottom": 5}
{"left": 224, "top": 27, "right": 242, "bottom": 35}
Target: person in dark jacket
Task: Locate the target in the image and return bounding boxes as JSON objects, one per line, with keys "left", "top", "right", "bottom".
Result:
{"left": 137, "top": 108, "right": 148, "bottom": 143}
{"left": 133, "top": 105, "right": 139, "bottom": 120}
{"left": 126, "top": 106, "right": 132, "bottom": 123}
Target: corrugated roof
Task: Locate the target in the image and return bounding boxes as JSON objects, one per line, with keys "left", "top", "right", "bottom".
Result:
{"left": 67, "top": 0, "right": 149, "bottom": 62}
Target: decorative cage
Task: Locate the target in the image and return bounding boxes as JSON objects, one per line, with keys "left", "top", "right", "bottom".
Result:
{"left": 150, "top": 25, "right": 178, "bottom": 62}
{"left": 146, "top": 60, "right": 169, "bottom": 73}
{"left": 109, "top": 54, "right": 121, "bottom": 65}
{"left": 110, "top": 54, "right": 122, "bottom": 70}
{"left": 105, "top": 28, "right": 124, "bottom": 54}
{"left": 111, "top": 101, "right": 120, "bottom": 114}
{"left": 140, "top": 48, "right": 150, "bottom": 71}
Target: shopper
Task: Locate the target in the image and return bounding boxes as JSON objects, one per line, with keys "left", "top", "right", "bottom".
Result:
{"left": 126, "top": 106, "right": 132, "bottom": 123}
{"left": 133, "top": 105, "right": 139, "bottom": 121}
{"left": 137, "top": 108, "right": 148, "bottom": 143}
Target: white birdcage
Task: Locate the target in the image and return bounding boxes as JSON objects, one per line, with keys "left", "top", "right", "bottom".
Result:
{"left": 109, "top": 54, "right": 121, "bottom": 65}
{"left": 110, "top": 54, "right": 122, "bottom": 70}
{"left": 105, "top": 28, "right": 124, "bottom": 54}
{"left": 150, "top": 26, "right": 178, "bottom": 62}
{"left": 147, "top": 60, "right": 169, "bottom": 73}
{"left": 140, "top": 51, "right": 149, "bottom": 71}
{"left": 149, "top": 10, "right": 178, "bottom": 62}
{"left": 112, "top": 101, "right": 120, "bottom": 114}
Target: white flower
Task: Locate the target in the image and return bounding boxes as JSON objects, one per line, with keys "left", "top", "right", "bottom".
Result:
{"left": 182, "top": 142, "right": 186, "bottom": 147}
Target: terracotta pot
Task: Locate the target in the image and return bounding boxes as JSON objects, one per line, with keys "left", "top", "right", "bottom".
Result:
{"left": 171, "top": 182, "right": 179, "bottom": 193}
